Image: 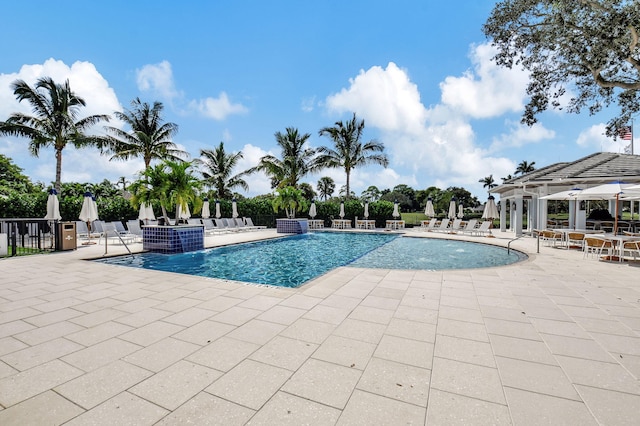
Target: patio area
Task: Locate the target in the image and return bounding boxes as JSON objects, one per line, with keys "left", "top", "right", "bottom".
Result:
{"left": 0, "top": 228, "right": 639, "bottom": 425}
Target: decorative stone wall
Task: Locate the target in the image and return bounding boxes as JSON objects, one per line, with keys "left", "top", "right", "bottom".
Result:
{"left": 142, "top": 225, "right": 204, "bottom": 253}
{"left": 276, "top": 219, "right": 309, "bottom": 234}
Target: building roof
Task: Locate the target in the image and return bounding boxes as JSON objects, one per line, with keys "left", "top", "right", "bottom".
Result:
{"left": 494, "top": 152, "right": 640, "bottom": 195}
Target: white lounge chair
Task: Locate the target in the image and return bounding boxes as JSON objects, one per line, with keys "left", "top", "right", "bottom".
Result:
{"left": 126, "top": 220, "right": 144, "bottom": 242}
{"left": 460, "top": 219, "right": 477, "bottom": 235}
{"left": 101, "top": 222, "right": 135, "bottom": 245}
{"left": 420, "top": 218, "right": 437, "bottom": 231}
{"left": 203, "top": 218, "right": 226, "bottom": 235}
{"left": 245, "top": 217, "right": 266, "bottom": 230}
{"left": 432, "top": 219, "right": 450, "bottom": 232}
{"left": 448, "top": 219, "right": 462, "bottom": 233}
{"left": 472, "top": 221, "right": 492, "bottom": 236}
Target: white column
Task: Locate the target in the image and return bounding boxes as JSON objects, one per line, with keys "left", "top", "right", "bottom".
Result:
{"left": 514, "top": 198, "right": 523, "bottom": 236}
{"left": 500, "top": 199, "right": 507, "bottom": 232}
{"left": 538, "top": 199, "right": 548, "bottom": 230}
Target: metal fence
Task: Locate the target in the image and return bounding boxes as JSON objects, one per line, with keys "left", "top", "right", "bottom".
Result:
{"left": 0, "top": 218, "right": 59, "bottom": 257}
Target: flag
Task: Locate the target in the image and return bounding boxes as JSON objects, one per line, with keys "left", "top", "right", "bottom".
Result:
{"left": 620, "top": 126, "right": 633, "bottom": 141}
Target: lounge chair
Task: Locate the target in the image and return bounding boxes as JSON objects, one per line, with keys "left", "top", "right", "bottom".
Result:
{"left": 420, "top": 218, "right": 437, "bottom": 231}
{"left": 448, "top": 219, "right": 462, "bottom": 233}
{"left": 245, "top": 217, "right": 266, "bottom": 230}
{"left": 432, "top": 219, "right": 450, "bottom": 233}
{"left": 459, "top": 219, "right": 477, "bottom": 235}
{"left": 202, "top": 218, "right": 225, "bottom": 235}
{"left": 187, "top": 218, "right": 202, "bottom": 226}
{"left": 100, "top": 222, "right": 135, "bottom": 245}
{"left": 471, "top": 221, "right": 492, "bottom": 236}
{"left": 126, "top": 220, "right": 144, "bottom": 242}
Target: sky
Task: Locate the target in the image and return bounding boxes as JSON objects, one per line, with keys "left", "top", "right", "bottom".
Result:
{"left": 0, "top": 0, "right": 634, "bottom": 201}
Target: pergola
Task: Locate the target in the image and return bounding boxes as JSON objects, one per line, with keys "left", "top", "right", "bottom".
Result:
{"left": 491, "top": 152, "right": 640, "bottom": 236}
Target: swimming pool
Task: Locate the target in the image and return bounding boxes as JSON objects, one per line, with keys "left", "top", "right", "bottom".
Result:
{"left": 97, "top": 232, "right": 526, "bottom": 288}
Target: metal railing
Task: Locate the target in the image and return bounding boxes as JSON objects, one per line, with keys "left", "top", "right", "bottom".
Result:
{"left": 0, "top": 218, "right": 60, "bottom": 257}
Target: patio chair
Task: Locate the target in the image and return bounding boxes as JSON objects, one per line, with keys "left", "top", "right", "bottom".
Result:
{"left": 234, "top": 217, "right": 253, "bottom": 231}
{"left": 126, "top": 220, "right": 144, "bottom": 242}
{"left": 566, "top": 232, "right": 586, "bottom": 250}
{"left": 583, "top": 236, "right": 613, "bottom": 260}
{"left": 202, "top": 218, "right": 225, "bottom": 235}
{"left": 600, "top": 221, "right": 615, "bottom": 233}
{"left": 621, "top": 240, "right": 640, "bottom": 261}
{"left": 100, "top": 222, "right": 135, "bottom": 245}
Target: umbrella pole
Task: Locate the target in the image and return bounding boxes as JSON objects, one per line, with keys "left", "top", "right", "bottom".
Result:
{"left": 614, "top": 194, "right": 619, "bottom": 236}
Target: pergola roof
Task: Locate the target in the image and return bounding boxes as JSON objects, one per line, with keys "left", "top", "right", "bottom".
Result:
{"left": 493, "top": 152, "right": 640, "bottom": 196}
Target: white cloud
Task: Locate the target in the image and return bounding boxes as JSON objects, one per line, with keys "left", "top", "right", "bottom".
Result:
{"left": 323, "top": 48, "right": 518, "bottom": 197}
{"left": 301, "top": 96, "right": 316, "bottom": 113}
{"left": 189, "top": 92, "right": 248, "bottom": 121}
{"left": 136, "top": 60, "right": 181, "bottom": 101}
{"left": 576, "top": 123, "right": 631, "bottom": 153}
{"left": 489, "top": 121, "right": 555, "bottom": 152}
{"left": 440, "top": 43, "right": 529, "bottom": 118}
{"left": 235, "top": 143, "right": 272, "bottom": 196}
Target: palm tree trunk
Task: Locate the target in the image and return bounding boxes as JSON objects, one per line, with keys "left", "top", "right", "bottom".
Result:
{"left": 345, "top": 171, "right": 351, "bottom": 200}
{"left": 55, "top": 148, "right": 63, "bottom": 194}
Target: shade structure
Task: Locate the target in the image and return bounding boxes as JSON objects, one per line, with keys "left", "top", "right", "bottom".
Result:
{"left": 482, "top": 196, "right": 499, "bottom": 219}
{"left": 177, "top": 203, "right": 191, "bottom": 220}
{"left": 457, "top": 204, "right": 464, "bottom": 219}
{"left": 215, "top": 200, "right": 221, "bottom": 219}
{"left": 539, "top": 188, "right": 583, "bottom": 200}
{"left": 309, "top": 200, "right": 317, "bottom": 218}
{"left": 424, "top": 198, "right": 435, "bottom": 217}
{"left": 339, "top": 202, "right": 345, "bottom": 218}
{"left": 201, "top": 199, "right": 210, "bottom": 219}
{"left": 79, "top": 192, "right": 99, "bottom": 223}
{"left": 363, "top": 202, "right": 369, "bottom": 218}
{"left": 576, "top": 182, "right": 634, "bottom": 235}
{"left": 392, "top": 201, "right": 399, "bottom": 218}
{"left": 44, "top": 189, "right": 61, "bottom": 221}
{"left": 448, "top": 198, "right": 457, "bottom": 219}
{"left": 232, "top": 198, "right": 238, "bottom": 218}
{"left": 620, "top": 183, "right": 640, "bottom": 199}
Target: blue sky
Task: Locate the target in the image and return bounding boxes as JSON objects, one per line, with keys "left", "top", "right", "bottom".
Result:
{"left": 0, "top": 0, "right": 633, "bottom": 200}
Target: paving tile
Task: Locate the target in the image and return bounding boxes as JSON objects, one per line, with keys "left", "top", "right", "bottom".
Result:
{"left": 530, "top": 317, "right": 592, "bottom": 339}
{"left": 279, "top": 294, "right": 322, "bottom": 310}
{"left": 281, "top": 358, "right": 362, "bottom": 409}
{"left": 575, "top": 384, "right": 640, "bottom": 425}
{"left": 430, "top": 357, "right": 506, "bottom": 405}
{"left": 312, "top": 335, "right": 376, "bottom": 370}
{"left": 256, "top": 305, "right": 306, "bottom": 325}
{"left": 13, "top": 320, "right": 84, "bottom": 346}
{"left": 55, "top": 360, "right": 152, "bottom": 409}
{"left": 111, "top": 297, "right": 163, "bottom": 313}
{"left": 1, "top": 337, "right": 84, "bottom": 371}
{"left": 495, "top": 356, "right": 580, "bottom": 401}
{"left": 332, "top": 318, "right": 387, "bottom": 344}
{"left": 280, "top": 318, "right": 336, "bottom": 344}
{"left": 68, "top": 308, "right": 129, "bottom": 327}
{"left": 197, "top": 295, "right": 244, "bottom": 312}
{"left": 303, "top": 304, "right": 351, "bottom": 325}
{"left": 541, "top": 333, "right": 615, "bottom": 362}
{"left": 589, "top": 332, "right": 640, "bottom": 356}
{"left": 206, "top": 359, "right": 291, "bottom": 409}
{"left": 426, "top": 389, "right": 511, "bottom": 425}
{"left": 187, "top": 336, "right": 260, "bottom": 372}
{"left": 489, "top": 334, "right": 557, "bottom": 365}
{"left": 64, "top": 391, "right": 168, "bottom": 425}
{"left": 161, "top": 307, "right": 215, "bottom": 326}
{"left": 386, "top": 317, "right": 436, "bottom": 343}
{"left": 118, "top": 321, "right": 184, "bottom": 346}
{"left": 65, "top": 320, "right": 133, "bottom": 346}
{"left": 374, "top": 334, "right": 433, "bottom": 369}
{"left": 210, "top": 306, "right": 262, "bottom": 326}
{"left": 504, "top": 387, "right": 597, "bottom": 425}
{"left": 0, "top": 360, "right": 17, "bottom": 379}
{"left": 438, "top": 306, "right": 484, "bottom": 324}
{"left": 249, "top": 336, "right": 318, "bottom": 371}
{"left": 61, "top": 338, "right": 141, "bottom": 372}
{"left": 555, "top": 355, "right": 640, "bottom": 394}
{"left": 130, "top": 360, "right": 221, "bottom": 411}
{"left": 0, "top": 360, "right": 83, "bottom": 407}
{"left": 435, "top": 335, "right": 496, "bottom": 367}
{"left": 225, "top": 319, "right": 286, "bottom": 345}
{"left": 0, "top": 390, "right": 85, "bottom": 426}
{"left": 156, "top": 392, "right": 254, "bottom": 426}
{"left": 348, "top": 305, "right": 395, "bottom": 325}
{"left": 0, "top": 337, "right": 28, "bottom": 357}
{"left": 246, "top": 391, "right": 339, "bottom": 426}
{"left": 21, "top": 307, "right": 83, "bottom": 327}
{"left": 123, "top": 337, "right": 201, "bottom": 372}
{"left": 356, "top": 357, "right": 431, "bottom": 406}
{"left": 337, "top": 389, "right": 426, "bottom": 425}
{"left": 113, "top": 307, "right": 171, "bottom": 327}
{"left": 435, "top": 318, "right": 489, "bottom": 342}
{"left": 171, "top": 319, "right": 235, "bottom": 346}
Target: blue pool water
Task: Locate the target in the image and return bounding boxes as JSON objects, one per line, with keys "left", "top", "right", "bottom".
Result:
{"left": 97, "top": 232, "right": 526, "bottom": 288}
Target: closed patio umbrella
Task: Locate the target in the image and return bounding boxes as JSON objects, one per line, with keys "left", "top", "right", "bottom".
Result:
{"left": 215, "top": 200, "right": 221, "bottom": 219}
{"left": 424, "top": 197, "right": 435, "bottom": 218}
{"left": 448, "top": 197, "right": 457, "bottom": 219}
{"left": 232, "top": 198, "right": 238, "bottom": 218}
{"left": 392, "top": 201, "right": 399, "bottom": 219}
{"left": 177, "top": 203, "right": 191, "bottom": 221}
{"left": 457, "top": 204, "right": 464, "bottom": 219}
{"left": 138, "top": 203, "right": 155, "bottom": 223}
{"left": 44, "top": 189, "right": 61, "bottom": 221}
{"left": 339, "top": 201, "right": 345, "bottom": 219}
{"left": 364, "top": 201, "right": 369, "bottom": 219}
{"left": 79, "top": 191, "right": 99, "bottom": 244}
{"left": 482, "top": 195, "right": 499, "bottom": 237}
{"left": 202, "top": 198, "right": 210, "bottom": 219}
{"left": 309, "top": 200, "right": 317, "bottom": 218}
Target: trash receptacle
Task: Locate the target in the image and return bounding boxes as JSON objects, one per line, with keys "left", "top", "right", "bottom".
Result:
{"left": 57, "top": 222, "right": 77, "bottom": 251}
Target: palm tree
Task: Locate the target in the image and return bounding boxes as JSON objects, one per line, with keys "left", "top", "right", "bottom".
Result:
{"left": 501, "top": 174, "right": 514, "bottom": 183}
{"left": 317, "top": 176, "right": 335, "bottom": 200}
{"left": 478, "top": 175, "right": 498, "bottom": 195}
{"left": 272, "top": 186, "right": 308, "bottom": 218}
{"left": 165, "top": 160, "right": 202, "bottom": 223}
{"left": 129, "top": 163, "right": 171, "bottom": 221}
{"left": 515, "top": 160, "right": 536, "bottom": 175}
{"left": 104, "top": 98, "right": 187, "bottom": 169}
{"left": 0, "top": 77, "right": 110, "bottom": 193}
{"left": 196, "top": 142, "right": 249, "bottom": 198}
{"left": 317, "top": 113, "right": 389, "bottom": 200}
{"left": 361, "top": 185, "right": 382, "bottom": 202}
{"left": 251, "top": 127, "right": 318, "bottom": 189}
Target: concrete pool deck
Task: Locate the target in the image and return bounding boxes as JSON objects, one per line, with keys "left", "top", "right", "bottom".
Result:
{"left": 0, "top": 228, "right": 639, "bottom": 425}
